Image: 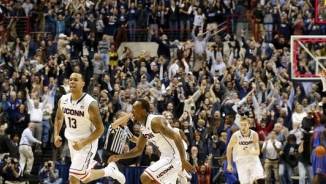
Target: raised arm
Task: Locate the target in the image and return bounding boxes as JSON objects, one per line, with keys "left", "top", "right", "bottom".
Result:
{"left": 111, "top": 112, "right": 133, "bottom": 129}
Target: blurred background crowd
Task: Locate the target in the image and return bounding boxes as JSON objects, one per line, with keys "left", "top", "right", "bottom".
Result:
{"left": 0, "top": 0, "right": 323, "bottom": 183}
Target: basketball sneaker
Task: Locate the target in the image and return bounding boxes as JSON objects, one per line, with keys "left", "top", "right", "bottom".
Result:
{"left": 104, "top": 162, "right": 126, "bottom": 184}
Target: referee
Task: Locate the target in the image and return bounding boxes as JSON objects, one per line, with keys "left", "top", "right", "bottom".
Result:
{"left": 103, "top": 110, "right": 138, "bottom": 184}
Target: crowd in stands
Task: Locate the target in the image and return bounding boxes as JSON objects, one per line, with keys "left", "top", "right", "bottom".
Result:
{"left": 0, "top": 0, "right": 323, "bottom": 183}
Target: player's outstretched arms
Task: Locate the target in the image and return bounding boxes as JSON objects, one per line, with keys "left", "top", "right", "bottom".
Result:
{"left": 54, "top": 99, "right": 63, "bottom": 148}
{"left": 108, "top": 133, "right": 147, "bottom": 163}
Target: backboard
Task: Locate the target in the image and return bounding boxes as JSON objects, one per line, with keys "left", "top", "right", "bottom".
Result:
{"left": 316, "top": 0, "right": 326, "bottom": 24}
{"left": 290, "top": 35, "right": 326, "bottom": 81}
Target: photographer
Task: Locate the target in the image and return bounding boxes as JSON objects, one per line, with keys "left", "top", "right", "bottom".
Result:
{"left": 2, "top": 157, "right": 24, "bottom": 184}
{"left": 39, "top": 161, "right": 62, "bottom": 184}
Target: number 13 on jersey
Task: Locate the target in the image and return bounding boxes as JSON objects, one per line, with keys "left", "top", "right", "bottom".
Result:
{"left": 68, "top": 117, "right": 77, "bottom": 128}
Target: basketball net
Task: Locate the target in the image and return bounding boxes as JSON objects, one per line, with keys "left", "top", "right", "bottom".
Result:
{"left": 318, "top": 71, "right": 326, "bottom": 92}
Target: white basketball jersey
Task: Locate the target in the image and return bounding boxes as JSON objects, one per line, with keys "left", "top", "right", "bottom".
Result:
{"left": 60, "top": 93, "right": 96, "bottom": 141}
{"left": 233, "top": 130, "right": 255, "bottom": 162}
{"left": 141, "top": 114, "right": 180, "bottom": 159}
{"left": 173, "top": 127, "right": 188, "bottom": 150}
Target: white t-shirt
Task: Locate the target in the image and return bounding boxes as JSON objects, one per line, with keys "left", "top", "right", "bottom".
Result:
{"left": 262, "top": 139, "right": 282, "bottom": 159}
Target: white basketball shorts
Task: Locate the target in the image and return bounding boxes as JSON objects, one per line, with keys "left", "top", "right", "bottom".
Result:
{"left": 68, "top": 139, "right": 99, "bottom": 181}
{"left": 236, "top": 156, "right": 265, "bottom": 184}
{"left": 144, "top": 156, "right": 182, "bottom": 184}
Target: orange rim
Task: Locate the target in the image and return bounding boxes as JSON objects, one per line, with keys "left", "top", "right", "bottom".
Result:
{"left": 318, "top": 71, "right": 326, "bottom": 77}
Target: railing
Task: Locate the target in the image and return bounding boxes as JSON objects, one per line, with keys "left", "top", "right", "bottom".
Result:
{"left": 226, "top": 14, "right": 258, "bottom": 41}
{"left": 2, "top": 16, "right": 30, "bottom": 39}
{"left": 114, "top": 21, "right": 227, "bottom": 47}
{"left": 29, "top": 31, "right": 52, "bottom": 42}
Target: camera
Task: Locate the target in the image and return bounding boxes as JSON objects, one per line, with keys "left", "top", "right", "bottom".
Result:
{"left": 47, "top": 163, "right": 51, "bottom": 167}
{"left": 10, "top": 159, "right": 14, "bottom": 164}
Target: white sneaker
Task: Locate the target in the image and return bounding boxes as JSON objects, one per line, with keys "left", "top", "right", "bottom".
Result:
{"left": 105, "top": 162, "right": 126, "bottom": 184}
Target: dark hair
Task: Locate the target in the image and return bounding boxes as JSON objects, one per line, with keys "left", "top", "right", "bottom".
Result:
{"left": 287, "top": 134, "right": 296, "bottom": 142}
{"left": 137, "top": 99, "right": 150, "bottom": 113}
{"left": 72, "top": 72, "right": 85, "bottom": 82}
{"left": 226, "top": 113, "right": 236, "bottom": 119}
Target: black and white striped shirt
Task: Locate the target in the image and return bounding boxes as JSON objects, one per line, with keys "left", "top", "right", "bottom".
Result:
{"left": 103, "top": 125, "right": 134, "bottom": 154}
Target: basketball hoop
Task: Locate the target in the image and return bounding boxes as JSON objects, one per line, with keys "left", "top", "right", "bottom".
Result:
{"left": 318, "top": 71, "right": 326, "bottom": 92}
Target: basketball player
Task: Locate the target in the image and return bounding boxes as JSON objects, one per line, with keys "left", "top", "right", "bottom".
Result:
{"left": 108, "top": 99, "right": 195, "bottom": 184}
{"left": 54, "top": 73, "right": 126, "bottom": 184}
{"left": 311, "top": 115, "right": 326, "bottom": 184}
{"left": 222, "top": 113, "right": 239, "bottom": 184}
{"left": 226, "top": 116, "right": 265, "bottom": 184}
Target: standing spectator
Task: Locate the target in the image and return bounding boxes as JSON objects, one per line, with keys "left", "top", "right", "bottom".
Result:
{"left": 48, "top": 12, "right": 72, "bottom": 40}
{"left": 192, "top": 7, "right": 205, "bottom": 34}
{"left": 4, "top": 92, "right": 22, "bottom": 136}
{"left": 70, "top": 34, "right": 83, "bottom": 59}
{"left": 96, "top": 14, "right": 105, "bottom": 41}
{"left": 150, "top": 29, "right": 171, "bottom": 59}
{"left": 26, "top": 88, "right": 48, "bottom": 154}
{"left": 24, "top": 35, "right": 38, "bottom": 61}
{"left": 71, "top": 13, "right": 84, "bottom": 39}
{"left": 57, "top": 34, "right": 72, "bottom": 56}
{"left": 127, "top": 0, "right": 138, "bottom": 42}
{"left": 262, "top": 130, "right": 282, "bottom": 184}
{"left": 263, "top": 6, "right": 274, "bottom": 42}
{"left": 298, "top": 131, "right": 313, "bottom": 184}
{"left": 147, "top": 7, "right": 159, "bottom": 42}
{"left": 43, "top": 2, "right": 55, "bottom": 41}
{"left": 19, "top": 122, "right": 42, "bottom": 176}
{"left": 292, "top": 13, "right": 305, "bottom": 35}
{"left": 179, "top": 0, "right": 192, "bottom": 41}
{"left": 98, "top": 35, "right": 110, "bottom": 72}
{"left": 279, "top": 134, "right": 299, "bottom": 184}
{"left": 16, "top": 2, "right": 27, "bottom": 40}
{"left": 92, "top": 53, "right": 105, "bottom": 83}
{"left": 85, "top": 32, "right": 98, "bottom": 60}
{"left": 167, "top": 0, "right": 179, "bottom": 40}
{"left": 84, "top": 13, "right": 97, "bottom": 38}
{"left": 29, "top": 5, "right": 40, "bottom": 32}
{"left": 22, "top": 0, "right": 33, "bottom": 17}
{"left": 116, "top": 6, "right": 128, "bottom": 42}
{"left": 136, "top": 4, "right": 147, "bottom": 42}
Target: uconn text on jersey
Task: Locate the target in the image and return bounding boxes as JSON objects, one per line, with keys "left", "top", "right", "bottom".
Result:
{"left": 238, "top": 140, "right": 253, "bottom": 145}
{"left": 62, "top": 107, "right": 85, "bottom": 117}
